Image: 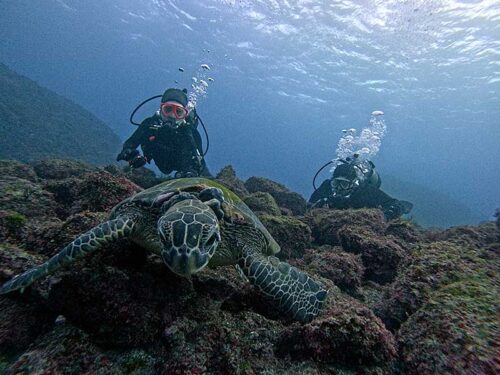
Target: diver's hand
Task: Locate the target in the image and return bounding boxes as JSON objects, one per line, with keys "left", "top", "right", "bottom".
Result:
{"left": 116, "top": 148, "right": 139, "bottom": 162}
{"left": 174, "top": 169, "right": 199, "bottom": 178}
{"left": 129, "top": 155, "right": 147, "bottom": 169}
{"left": 383, "top": 204, "right": 402, "bottom": 221}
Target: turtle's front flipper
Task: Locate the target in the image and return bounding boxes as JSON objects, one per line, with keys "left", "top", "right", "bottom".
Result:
{"left": 239, "top": 247, "right": 327, "bottom": 322}
{"left": 0, "top": 217, "right": 136, "bottom": 295}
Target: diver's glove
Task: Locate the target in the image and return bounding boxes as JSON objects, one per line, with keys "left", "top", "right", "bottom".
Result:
{"left": 399, "top": 200, "right": 414, "bottom": 214}
{"left": 116, "top": 148, "right": 139, "bottom": 162}
{"left": 383, "top": 202, "right": 404, "bottom": 221}
{"left": 130, "top": 155, "right": 147, "bottom": 169}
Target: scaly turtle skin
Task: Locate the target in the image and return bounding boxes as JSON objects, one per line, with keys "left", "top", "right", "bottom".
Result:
{"left": 0, "top": 178, "right": 327, "bottom": 322}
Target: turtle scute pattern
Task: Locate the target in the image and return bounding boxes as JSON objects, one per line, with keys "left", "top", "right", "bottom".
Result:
{"left": 162, "top": 199, "right": 219, "bottom": 258}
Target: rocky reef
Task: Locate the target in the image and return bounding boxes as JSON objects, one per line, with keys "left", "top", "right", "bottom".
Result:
{"left": 0, "top": 63, "right": 122, "bottom": 165}
{"left": 0, "top": 159, "right": 497, "bottom": 375}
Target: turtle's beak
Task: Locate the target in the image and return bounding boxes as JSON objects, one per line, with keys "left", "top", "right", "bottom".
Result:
{"left": 157, "top": 199, "right": 220, "bottom": 276}
{"left": 161, "top": 244, "right": 210, "bottom": 276}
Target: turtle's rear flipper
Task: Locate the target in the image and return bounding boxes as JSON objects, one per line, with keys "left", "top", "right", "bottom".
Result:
{"left": 0, "top": 217, "right": 136, "bottom": 295}
{"left": 238, "top": 248, "right": 327, "bottom": 322}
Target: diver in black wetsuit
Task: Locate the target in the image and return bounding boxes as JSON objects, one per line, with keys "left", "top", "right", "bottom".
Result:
{"left": 117, "top": 88, "right": 211, "bottom": 177}
{"left": 309, "top": 155, "right": 413, "bottom": 220}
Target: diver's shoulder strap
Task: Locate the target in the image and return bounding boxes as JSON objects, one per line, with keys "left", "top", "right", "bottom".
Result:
{"left": 187, "top": 108, "right": 199, "bottom": 128}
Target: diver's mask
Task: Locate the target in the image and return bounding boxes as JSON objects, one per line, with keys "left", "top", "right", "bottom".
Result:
{"left": 160, "top": 101, "right": 189, "bottom": 129}
{"left": 330, "top": 161, "right": 366, "bottom": 198}
{"left": 331, "top": 177, "right": 359, "bottom": 198}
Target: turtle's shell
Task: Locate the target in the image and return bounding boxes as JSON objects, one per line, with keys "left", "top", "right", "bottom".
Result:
{"left": 112, "top": 178, "right": 280, "bottom": 255}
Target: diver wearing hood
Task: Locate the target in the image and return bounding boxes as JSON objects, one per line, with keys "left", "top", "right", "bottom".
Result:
{"left": 117, "top": 88, "right": 211, "bottom": 177}
{"left": 309, "top": 155, "right": 413, "bottom": 220}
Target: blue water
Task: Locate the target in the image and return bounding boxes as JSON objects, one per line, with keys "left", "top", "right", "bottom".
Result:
{"left": 1, "top": 0, "right": 498, "bottom": 226}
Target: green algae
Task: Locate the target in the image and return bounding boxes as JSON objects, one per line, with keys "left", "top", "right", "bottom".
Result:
{"left": 5, "top": 211, "right": 27, "bottom": 227}
{"left": 118, "top": 350, "right": 156, "bottom": 374}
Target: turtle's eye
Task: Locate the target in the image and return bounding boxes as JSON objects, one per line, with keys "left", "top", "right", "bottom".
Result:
{"left": 159, "top": 222, "right": 172, "bottom": 243}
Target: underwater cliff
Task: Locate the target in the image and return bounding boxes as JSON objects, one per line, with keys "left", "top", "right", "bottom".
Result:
{"left": 0, "top": 159, "right": 498, "bottom": 374}
{"left": 0, "top": 64, "right": 121, "bottom": 165}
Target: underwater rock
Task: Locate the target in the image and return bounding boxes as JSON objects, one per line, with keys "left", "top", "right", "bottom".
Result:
{"left": 243, "top": 192, "right": 281, "bottom": 216}
{"left": 47, "top": 256, "right": 174, "bottom": 347}
{"left": 0, "top": 64, "right": 121, "bottom": 165}
{"left": 425, "top": 221, "right": 498, "bottom": 249}
{"left": 126, "top": 166, "right": 161, "bottom": 189}
{"left": 23, "top": 211, "right": 107, "bottom": 256}
{"left": 398, "top": 278, "right": 498, "bottom": 374}
{"left": 338, "top": 226, "right": 406, "bottom": 284}
{"left": 0, "top": 210, "right": 28, "bottom": 243}
{"left": 42, "top": 177, "right": 80, "bottom": 217}
{"left": 496, "top": 209, "right": 500, "bottom": 241}
{"left": 7, "top": 324, "right": 115, "bottom": 374}
{"left": 0, "top": 160, "right": 38, "bottom": 182}
{"left": 0, "top": 157, "right": 497, "bottom": 374}
{"left": 374, "top": 239, "right": 497, "bottom": 331}
{"left": 0, "top": 176, "right": 57, "bottom": 219}
{"left": 215, "top": 165, "right": 249, "bottom": 198}
{"left": 259, "top": 214, "right": 312, "bottom": 260}
{"left": 0, "top": 296, "right": 54, "bottom": 355}
{"left": 385, "top": 219, "right": 423, "bottom": 244}
{"left": 104, "top": 164, "right": 162, "bottom": 189}
{"left": 73, "top": 171, "right": 141, "bottom": 212}
{"left": 45, "top": 170, "right": 141, "bottom": 216}
{"left": 31, "top": 159, "right": 97, "bottom": 180}
{"left": 245, "top": 176, "right": 307, "bottom": 215}
{"left": 303, "top": 246, "right": 365, "bottom": 293}
{"left": 0, "top": 244, "right": 46, "bottom": 283}
{"left": 304, "top": 208, "right": 387, "bottom": 246}
{"left": 276, "top": 291, "right": 397, "bottom": 367}
{"left": 161, "top": 311, "right": 286, "bottom": 375}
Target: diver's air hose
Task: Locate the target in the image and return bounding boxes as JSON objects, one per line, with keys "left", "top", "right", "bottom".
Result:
{"left": 196, "top": 114, "right": 209, "bottom": 157}
{"left": 312, "top": 158, "right": 350, "bottom": 189}
{"left": 312, "top": 160, "right": 334, "bottom": 190}
{"left": 129, "top": 94, "right": 210, "bottom": 157}
{"left": 129, "top": 95, "right": 163, "bottom": 126}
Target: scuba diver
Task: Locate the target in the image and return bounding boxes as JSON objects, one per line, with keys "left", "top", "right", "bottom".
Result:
{"left": 117, "top": 88, "right": 211, "bottom": 177}
{"left": 309, "top": 154, "right": 413, "bottom": 220}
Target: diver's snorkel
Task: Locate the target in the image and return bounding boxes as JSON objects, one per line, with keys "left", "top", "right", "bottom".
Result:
{"left": 129, "top": 94, "right": 210, "bottom": 157}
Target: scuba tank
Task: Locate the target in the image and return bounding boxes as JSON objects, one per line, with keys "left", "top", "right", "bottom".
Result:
{"left": 353, "top": 159, "right": 380, "bottom": 188}
{"left": 129, "top": 94, "right": 210, "bottom": 157}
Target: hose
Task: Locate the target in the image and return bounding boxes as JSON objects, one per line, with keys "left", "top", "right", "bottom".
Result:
{"left": 129, "top": 94, "right": 210, "bottom": 156}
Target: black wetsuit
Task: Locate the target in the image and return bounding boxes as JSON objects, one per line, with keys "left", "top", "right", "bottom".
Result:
{"left": 119, "top": 112, "right": 210, "bottom": 176}
{"left": 309, "top": 162, "right": 412, "bottom": 220}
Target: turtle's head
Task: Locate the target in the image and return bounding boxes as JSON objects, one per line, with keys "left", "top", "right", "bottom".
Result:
{"left": 158, "top": 199, "right": 221, "bottom": 276}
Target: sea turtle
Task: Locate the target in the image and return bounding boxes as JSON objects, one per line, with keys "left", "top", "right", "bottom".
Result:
{"left": 0, "top": 178, "right": 326, "bottom": 322}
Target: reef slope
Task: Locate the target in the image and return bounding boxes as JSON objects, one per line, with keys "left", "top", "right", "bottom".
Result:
{"left": 0, "top": 160, "right": 497, "bottom": 375}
